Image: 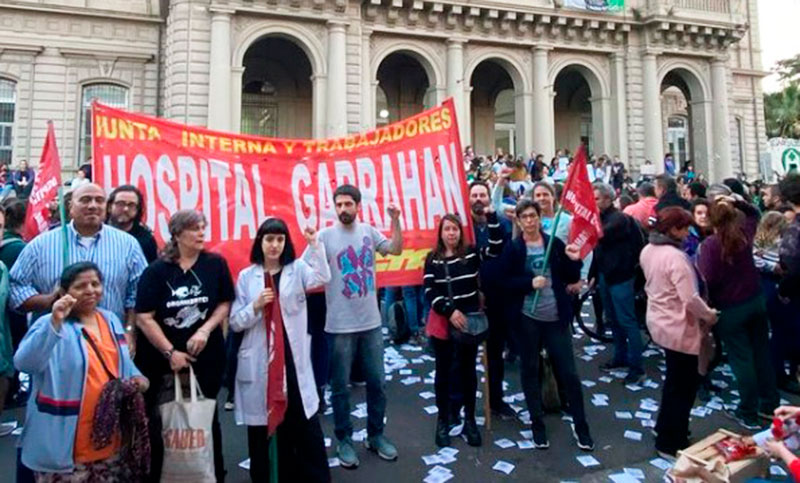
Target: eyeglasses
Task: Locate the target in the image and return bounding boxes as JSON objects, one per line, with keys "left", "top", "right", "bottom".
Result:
{"left": 518, "top": 213, "right": 539, "bottom": 221}
{"left": 112, "top": 201, "right": 138, "bottom": 210}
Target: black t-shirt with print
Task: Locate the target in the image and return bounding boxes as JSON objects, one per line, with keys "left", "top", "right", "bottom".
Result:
{"left": 135, "top": 252, "right": 235, "bottom": 388}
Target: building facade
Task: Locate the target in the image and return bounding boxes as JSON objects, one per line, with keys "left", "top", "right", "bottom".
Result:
{"left": 0, "top": 0, "right": 768, "bottom": 180}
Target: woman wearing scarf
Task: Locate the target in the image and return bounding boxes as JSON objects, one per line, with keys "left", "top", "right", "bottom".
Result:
{"left": 639, "top": 207, "right": 717, "bottom": 458}
{"left": 230, "top": 218, "right": 331, "bottom": 482}
{"left": 15, "top": 262, "right": 148, "bottom": 481}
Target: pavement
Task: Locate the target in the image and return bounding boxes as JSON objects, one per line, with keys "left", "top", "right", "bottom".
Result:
{"left": 1, "top": 303, "right": 798, "bottom": 482}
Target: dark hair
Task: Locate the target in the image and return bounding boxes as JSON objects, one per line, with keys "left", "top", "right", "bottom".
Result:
{"left": 250, "top": 218, "right": 297, "bottom": 266}
{"left": 709, "top": 202, "right": 746, "bottom": 264}
{"left": 2, "top": 198, "right": 25, "bottom": 232}
{"left": 691, "top": 197, "right": 710, "bottom": 214}
{"left": 776, "top": 203, "right": 795, "bottom": 214}
{"left": 654, "top": 207, "right": 694, "bottom": 235}
{"left": 60, "top": 262, "right": 103, "bottom": 292}
{"left": 689, "top": 182, "right": 707, "bottom": 199}
{"left": 637, "top": 182, "right": 656, "bottom": 198}
{"left": 619, "top": 195, "right": 635, "bottom": 211}
{"left": 469, "top": 180, "right": 490, "bottom": 197}
{"left": 333, "top": 184, "right": 361, "bottom": 204}
{"left": 723, "top": 178, "right": 748, "bottom": 200}
{"left": 655, "top": 174, "right": 677, "bottom": 194}
{"left": 162, "top": 210, "right": 206, "bottom": 262}
{"left": 515, "top": 198, "right": 541, "bottom": 219}
{"left": 779, "top": 173, "right": 800, "bottom": 206}
{"left": 430, "top": 214, "right": 467, "bottom": 260}
{"left": 107, "top": 185, "right": 144, "bottom": 225}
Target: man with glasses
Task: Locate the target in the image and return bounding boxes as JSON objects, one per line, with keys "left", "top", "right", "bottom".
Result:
{"left": 107, "top": 185, "right": 158, "bottom": 263}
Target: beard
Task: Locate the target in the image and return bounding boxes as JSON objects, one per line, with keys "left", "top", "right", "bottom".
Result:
{"left": 338, "top": 212, "right": 356, "bottom": 225}
{"left": 471, "top": 201, "right": 486, "bottom": 216}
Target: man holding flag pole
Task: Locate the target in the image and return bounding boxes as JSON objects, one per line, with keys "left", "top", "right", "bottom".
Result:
{"left": 499, "top": 145, "right": 602, "bottom": 451}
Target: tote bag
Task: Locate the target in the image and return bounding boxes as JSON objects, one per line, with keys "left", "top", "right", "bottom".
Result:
{"left": 159, "top": 366, "right": 216, "bottom": 483}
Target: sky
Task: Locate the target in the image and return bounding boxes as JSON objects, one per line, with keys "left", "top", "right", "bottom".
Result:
{"left": 759, "top": 0, "right": 800, "bottom": 93}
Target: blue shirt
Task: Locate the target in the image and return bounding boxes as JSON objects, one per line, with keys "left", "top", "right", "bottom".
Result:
{"left": 10, "top": 222, "right": 147, "bottom": 318}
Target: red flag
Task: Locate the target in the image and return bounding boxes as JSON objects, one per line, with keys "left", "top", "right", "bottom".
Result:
{"left": 560, "top": 145, "right": 603, "bottom": 258}
{"left": 264, "top": 272, "right": 287, "bottom": 436}
{"left": 22, "top": 122, "right": 62, "bottom": 241}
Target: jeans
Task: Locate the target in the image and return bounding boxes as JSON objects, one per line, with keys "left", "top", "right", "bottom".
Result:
{"left": 382, "top": 285, "right": 429, "bottom": 333}
{"left": 716, "top": 295, "right": 779, "bottom": 422}
{"left": 432, "top": 337, "right": 479, "bottom": 421}
{"left": 516, "top": 316, "right": 589, "bottom": 430}
{"left": 328, "top": 327, "right": 387, "bottom": 440}
{"left": 655, "top": 349, "right": 699, "bottom": 454}
{"left": 598, "top": 275, "right": 644, "bottom": 374}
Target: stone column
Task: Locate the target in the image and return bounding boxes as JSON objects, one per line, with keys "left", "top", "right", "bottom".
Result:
{"left": 515, "top": 91, "right": 533, "bottom": 156}
{"left": 642, "top": 51, "right": 664, "bottom": 172}
{"left": 610, "top": 52, "right": 629, "bottom": 162}
{"left": 207, "top": 8, "right": 233, "bottom": 131}
{"left": 532, "top": 46, "right": 554, "bottom": 159}
{"left": 361, "top": 28, "right": 374, "bottom": 130}
{"left": 230, "top": 66, "right": 244, "bottom": 133}
{"left": 326, "top": 21, "right": 348, "bottom": 137}
{"left": 590, "top": 96, "right": 612, "bottom": 156}
{"left": 446, "top": 39, "right": 466, "bottom": 143}
{"left": 711, "top": 56, "right": 733, "bottom": 180}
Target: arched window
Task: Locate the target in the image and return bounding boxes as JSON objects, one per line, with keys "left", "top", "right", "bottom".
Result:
{"left": 0, "top": 78, "right": 16, "bottom": 164}
{"left": 79, "top": 83, "right": 128, "bottom": 165}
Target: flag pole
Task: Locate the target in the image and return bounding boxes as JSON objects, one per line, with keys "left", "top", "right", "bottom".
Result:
{"left": 530, "top": 203, "right": 566, "bottom": 312}
{"left": 58, "top": 186, "right": 69, "bottom": 269}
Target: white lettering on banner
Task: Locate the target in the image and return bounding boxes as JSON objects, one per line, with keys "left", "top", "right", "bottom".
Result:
{"left": 29, "top": 177, "right": 58, "bottom": 205}
{"left": 101, "top": 142, "right": 466, "bottom": 244}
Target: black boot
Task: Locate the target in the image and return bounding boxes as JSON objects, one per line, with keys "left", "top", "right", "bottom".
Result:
{"left": 435, "top": 416, "right": 451, "bottom": 447}
{"left": 462, "top": 418, "right": 482, "bottom": 447}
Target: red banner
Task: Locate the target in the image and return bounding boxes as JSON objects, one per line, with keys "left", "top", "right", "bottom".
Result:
{"left": 92, "top": 100, "right": 470, "bottom": 285}
{"left": 560, "top": 145, "right": 603, "bottom": 258}
{"left": 23, "top": 122, "right": 62, "bottom": 241}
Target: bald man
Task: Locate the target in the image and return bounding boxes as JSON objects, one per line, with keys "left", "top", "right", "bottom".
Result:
{"left": 9, "top": 183, "right": 147, "bottom": 332}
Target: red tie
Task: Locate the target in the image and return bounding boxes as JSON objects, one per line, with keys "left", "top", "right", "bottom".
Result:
{"left": 265, "top": 272, "right": 287, "bottom": 436}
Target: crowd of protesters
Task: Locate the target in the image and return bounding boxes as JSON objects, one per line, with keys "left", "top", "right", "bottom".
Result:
{"left": 0, "top": 144, "right": 798, "bottom": 482}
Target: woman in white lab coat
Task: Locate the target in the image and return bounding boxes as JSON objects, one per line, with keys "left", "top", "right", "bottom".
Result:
{"left": 230, "top": 218, "right": 331, "bottom": 482}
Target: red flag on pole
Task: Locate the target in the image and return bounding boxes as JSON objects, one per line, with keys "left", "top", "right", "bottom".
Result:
{"left": 560, "top": 145, "right": 603, "bottom": 258}
{"left": 264, "top": 272, "right": 287, "bottom": 436}
{"left": 22, "top": 122, "right": 63, "bottom": 241}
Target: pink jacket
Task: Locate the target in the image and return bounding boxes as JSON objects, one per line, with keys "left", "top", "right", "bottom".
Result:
{"left": 640, "top": 243, "right": 716, "bottom": 355}
{"left": 623, "top": 197, "right": 658, "bottom": 228}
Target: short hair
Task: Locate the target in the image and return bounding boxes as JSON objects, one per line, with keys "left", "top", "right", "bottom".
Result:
{"left": 250, "top": 218, "right": 296, "bottom": 266}
{"left": 706, "top": 183, "right": 732, "bottom": 200}
{"left": 533, "top": 181, "right": 556, "bottom": 198}
{"left": 619, "top": 195, "right": 635, "bottom": 211}
{"left": 779, "top": 173, "right": 800, "bottom": 206}
{"left": 689, "top": 182, "right": 707, "bottom": 199}
{"left": 107, "top": 184, "right": 145, "bottom": 225}
{"left": 691, "top": 197, "right": 710, "bottom": 214}
{"left": 469, "top": 180, "right": 490, "bottom": 196}
{"left": 637, "top": 182, "right": 656, "bottom": 198}
{"left": 1, "top": 198, "right": 23, "bottom": 231}
{"left": 60, "top": 262, "right": 103, "bottom": 292}
{"left": 333, "top": 184, "right": 361, "bottom": 204}
{"left": 654, "top": 207, "right": 694, "bottom": 235}
{"left": 515, "top": 198, "right": 541, "bottom": 219}
{"left": 723, "top": 178, "right": 747, "bottom": 198}
{"left": 593, "top": 182, "right": 616, "bottom": 201}
{"left": 654, "top": 174, "right": 677, "bottom": 194}
{"left": 162, "top": 210, "right": 206, "bottom": 261}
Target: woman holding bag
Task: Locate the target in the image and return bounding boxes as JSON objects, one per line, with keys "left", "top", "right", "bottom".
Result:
{"left": 16, "top": 262, "right": 148, "bottom": 481}
{"left": 135, "top": 210, "right": 235, "bottom": 482}
{"left": 230, "top": 218, "right": 331, "bottom": 482}
{"left": 423, "top": 212, "right": 503, "bottom": 448}
{"left": 499, "top": 199, "right": 594, "bottom": 451}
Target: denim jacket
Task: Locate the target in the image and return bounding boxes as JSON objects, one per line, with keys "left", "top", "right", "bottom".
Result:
{"left": 14, "top": 308, "right": 141, "bottom": 473}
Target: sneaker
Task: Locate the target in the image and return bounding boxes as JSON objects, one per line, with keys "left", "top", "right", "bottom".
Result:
{"left": 435, "top": 417, "right": 451, "bottom": 448}
{"left": 723, "top": 409, "right": 763, "bottom": 431}
{"left": 0, "top": 421, "right": 17, "bottom": 437}
{"left": 491, "top": 402, "right": 517, "bottom": 421}
{"left": 600, "top": 360, "right": 627, "bottom": 372}
{"left": 530, "top": 419, "right": 550, "bottom": 449}
{"left": 223, "top": 401, "right": 234, "bottom": 411}
{"left": 365, "top": 434, "right": 398, "bottom": 461}
{"left": 572, "top": 424, "right": 595, "bottom": 451}
{"left": 624, "top": 371, "right": 645, "bottom": 386}
{"left": 337, "top": 438, "right": 360, "bottom": 468}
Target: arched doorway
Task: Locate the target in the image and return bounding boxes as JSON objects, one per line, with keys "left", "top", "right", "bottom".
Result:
{"left": 554, "top": 69, "right": 593, "bottom": 155}
{"left": 240, "top": 37, "right": 313, "bottom": 138}
{"left": 660, "top": 68, "right": 711, "bottom": 176}
{"left": 470, "top": 61, "right": 516, "bottom": 156}
{"left": 375, "top": 52, "right": 433, "bottom": 125}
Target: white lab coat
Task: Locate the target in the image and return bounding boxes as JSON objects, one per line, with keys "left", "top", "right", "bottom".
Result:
{"left": 229, "top": 243, "right": 331, "bottom": 425}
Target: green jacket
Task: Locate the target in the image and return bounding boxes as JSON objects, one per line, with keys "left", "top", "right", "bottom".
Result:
{"left": 0, "top": 262, "right": 12, "bottom": 377}
{"left": 0, "top": 231, "right": 25, "bottom": 270}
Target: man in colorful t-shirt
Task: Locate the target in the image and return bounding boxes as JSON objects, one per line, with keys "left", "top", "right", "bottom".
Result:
{"left": 318, "top": 184, "right": 403, "bottom": 469}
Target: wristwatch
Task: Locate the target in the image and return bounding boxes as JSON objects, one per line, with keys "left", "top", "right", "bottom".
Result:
{"left": 163, "top": 348, "right": 175, "bottom": 360}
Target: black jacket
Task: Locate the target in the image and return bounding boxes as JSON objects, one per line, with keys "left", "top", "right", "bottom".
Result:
{"left": 499, "top": 234, "right": 581, "bottom": 326}
{"left": 591, "top": 207, "right": 642, "bottom": 285}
